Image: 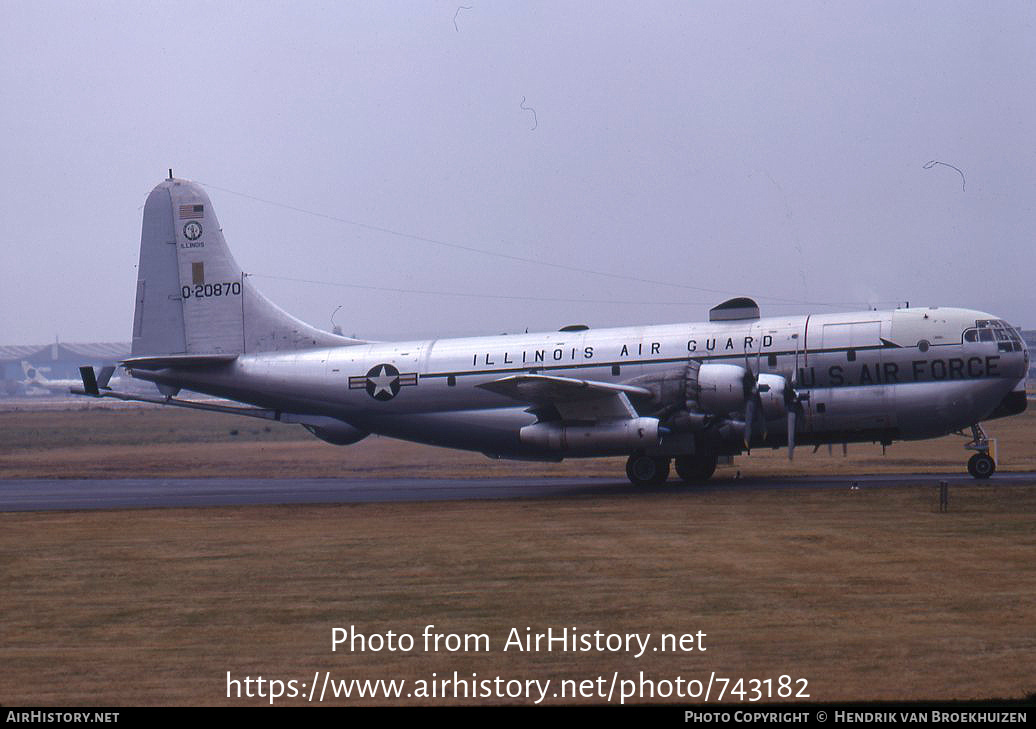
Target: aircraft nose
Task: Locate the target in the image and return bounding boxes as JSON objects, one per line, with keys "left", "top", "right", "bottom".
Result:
{"left": 987, "top": 318, "right": 1029, "bottom": 382}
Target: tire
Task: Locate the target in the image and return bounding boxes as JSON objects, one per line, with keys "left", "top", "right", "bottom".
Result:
{"left": 967, "top": 453, "right": 995, "bottom": 479}
{"left": 675, "top": 452, "right": 718, "bottom": 483}
{"left": 625, "top": 455, "right": 671, "bottom": 486}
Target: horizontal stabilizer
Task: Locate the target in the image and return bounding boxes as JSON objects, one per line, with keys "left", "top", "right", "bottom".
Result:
{"left": 122, "top": 353, "right": 238, "bottom": 370}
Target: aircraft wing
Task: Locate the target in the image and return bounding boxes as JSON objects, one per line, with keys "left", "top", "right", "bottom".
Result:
{"left": 476, "top": 374, "right": 652, "bottom": 421}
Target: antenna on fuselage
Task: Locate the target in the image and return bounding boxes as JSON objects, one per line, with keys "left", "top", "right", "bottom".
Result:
{"left": 331, "top": 305, "right": 344, "bottom": 336}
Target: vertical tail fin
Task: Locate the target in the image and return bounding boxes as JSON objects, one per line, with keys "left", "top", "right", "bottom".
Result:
{"left": 131, "top": 178, "right": 363, "bottom": 356}
{"left": 21, "top": 361, "right": 45, "bottom": 385}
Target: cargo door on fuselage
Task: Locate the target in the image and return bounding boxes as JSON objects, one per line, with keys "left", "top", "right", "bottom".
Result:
{"left": 815, "top": 320, "right": 891, "bottom": 434}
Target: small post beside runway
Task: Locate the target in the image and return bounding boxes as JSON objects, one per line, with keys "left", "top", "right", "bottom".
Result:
{"left": 939, "top": 480, "right": 949, "bottom": 513}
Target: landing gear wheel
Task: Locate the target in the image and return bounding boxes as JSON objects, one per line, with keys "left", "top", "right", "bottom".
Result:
{"left": 625, "top": 455, "right": 670, "bottom": 486}
{"left": 967, "top": 452, "right": 995, "bottom": 479}
{"left": 675, "top": 452, "right": 718, "bottom": 483}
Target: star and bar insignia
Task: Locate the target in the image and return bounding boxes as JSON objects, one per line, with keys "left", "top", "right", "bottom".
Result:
{"left": 349, "top": 364, "right": 418, "bottom": 401}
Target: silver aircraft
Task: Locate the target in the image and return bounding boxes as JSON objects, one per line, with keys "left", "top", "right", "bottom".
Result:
{"left": 75, "top": 177, "right": 1029, "bottom": 484}
{"left": 22, "top": 361, "right": 83, "bottom": 394}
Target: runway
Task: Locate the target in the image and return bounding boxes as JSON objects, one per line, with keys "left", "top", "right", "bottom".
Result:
{"left": 3, "top": 472, "right": 1036, "bottom": 511}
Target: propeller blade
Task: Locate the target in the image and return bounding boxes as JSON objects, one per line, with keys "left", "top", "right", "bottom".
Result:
{"left": 787, "top": 409, "right": 796, "bottom": 460}
{"left": 744, "top": 398, "right": 756, "bottom": 449}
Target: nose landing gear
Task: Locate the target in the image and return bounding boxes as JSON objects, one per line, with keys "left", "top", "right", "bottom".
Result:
{"left": 964, "top": 424, "right": 996, "bottom": 479}
{"left": 967, "top": 452, "right": 996, "bottom": 479}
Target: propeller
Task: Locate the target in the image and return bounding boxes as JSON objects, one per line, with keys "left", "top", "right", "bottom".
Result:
{"left": 741, "top": 357, "right": 768, "bottom": 451}
{"left": 787, "top": 407, "right": 796, "bottom": 460}
{"left": 741, "top": 334, "right": 809, "bottom": 458}
{"left": 784, "top": 379, "right": 810, "bottom": 460}
{"left": 785, "top": 332, "right": 808, "bottom": 461}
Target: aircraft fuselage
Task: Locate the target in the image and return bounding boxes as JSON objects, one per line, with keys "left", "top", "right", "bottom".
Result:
{"left": 98, "top": 177, "right": 1027, "bottom": 483}
{"left": 129, "top": 305, "right": 1028, "bottom": 460}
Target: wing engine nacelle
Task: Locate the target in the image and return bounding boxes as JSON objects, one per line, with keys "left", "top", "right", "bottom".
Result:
{"left": 755, "top": 373, "right": 789, "bottom": 420}
{"left": 693, "top": 365, "right": 790, "bottom": 418}
{"left": 695, "top": 363, "right": 750, "bottom": 415}
{"left": 519, "top": 417, "right": 660, "bottom": 453}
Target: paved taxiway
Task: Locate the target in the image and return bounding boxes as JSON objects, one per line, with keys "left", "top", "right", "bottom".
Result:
{"left": 2, "top": 473, "right": 1035, "bottom": 511}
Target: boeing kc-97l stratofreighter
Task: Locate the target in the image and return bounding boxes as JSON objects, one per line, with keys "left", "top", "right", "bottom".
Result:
{"left": 75, "top": 177, "right": 1029, "bottom": 484}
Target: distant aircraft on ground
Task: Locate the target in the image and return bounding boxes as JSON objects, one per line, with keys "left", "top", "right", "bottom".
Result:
{"left": 76, "top": 177, "right": 1028, "bottom": 483}
{"left": 21, "top": 361, "right": 87, "bottom": 394}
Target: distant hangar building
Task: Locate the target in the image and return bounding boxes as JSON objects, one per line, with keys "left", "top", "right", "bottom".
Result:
{"left": 0, "top": 341, "right": 129, "bottom": 396}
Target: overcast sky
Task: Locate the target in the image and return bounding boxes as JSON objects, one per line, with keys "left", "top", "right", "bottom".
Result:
{"left": 1, "top": 1, "right": 1032, "bottom": 345}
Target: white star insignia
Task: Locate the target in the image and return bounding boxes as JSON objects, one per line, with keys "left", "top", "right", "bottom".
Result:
{"left": 368, "top": 366, "right": 397, "bottom": 398}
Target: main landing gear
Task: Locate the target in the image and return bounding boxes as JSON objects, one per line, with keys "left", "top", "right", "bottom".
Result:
{"left": 625, "top": 454, "right": 670, "bottom": 486}
{"left": 674, "top": 452, "right": 718, "bottom": 483}
{"left": 625, "top": 452, "right": 719, "bottom": 486}
{"left": 964, "top": 423, "right": 996, "bottom": 479}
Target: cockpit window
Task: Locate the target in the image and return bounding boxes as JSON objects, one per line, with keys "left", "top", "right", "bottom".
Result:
{"left": 970, "top": 320, "right": 1022, "bottom": 347}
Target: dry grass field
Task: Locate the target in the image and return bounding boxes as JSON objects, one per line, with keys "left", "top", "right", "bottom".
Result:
{"left": 1, "top": 402, "right": 1035, "bottom": 705}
